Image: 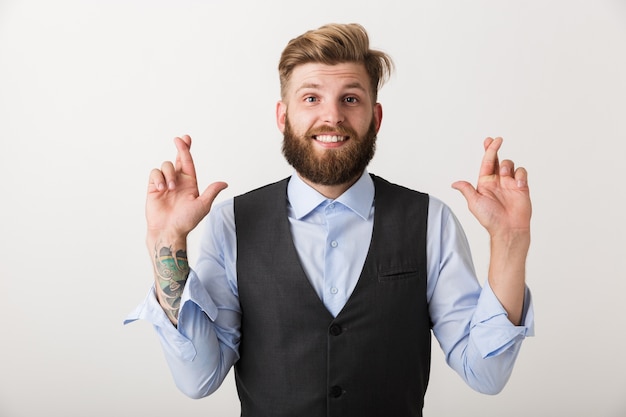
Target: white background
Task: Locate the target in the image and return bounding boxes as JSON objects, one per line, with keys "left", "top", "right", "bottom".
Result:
{"left": 1, "top": 1, "right": 625, "bottom": 416}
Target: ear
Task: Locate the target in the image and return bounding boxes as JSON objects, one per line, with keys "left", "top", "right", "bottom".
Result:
{"left": 373, "top": 103, "right": 383, "bottom": 133}
{"left": 276, "top": 101, "right": 287, "bottom": 133}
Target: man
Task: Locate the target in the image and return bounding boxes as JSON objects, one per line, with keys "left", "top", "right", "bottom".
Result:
{"left": 126, "top": 23, "right": 534, "bottom": 417}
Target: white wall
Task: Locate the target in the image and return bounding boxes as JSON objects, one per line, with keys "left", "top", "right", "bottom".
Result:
{"left": 1, "top": 1, "right": 625, "bottom": 416}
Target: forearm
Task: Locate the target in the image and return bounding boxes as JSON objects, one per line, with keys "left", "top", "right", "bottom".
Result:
{"left": 149, "top": 234, "right": 189, "bottom": 326}
{"left": 487, "top": 231, "right": 530, "bottom": 325}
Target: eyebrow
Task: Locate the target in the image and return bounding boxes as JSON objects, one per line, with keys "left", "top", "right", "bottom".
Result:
{"left": 295, "top": 82, "right": 367, "bottom": 94}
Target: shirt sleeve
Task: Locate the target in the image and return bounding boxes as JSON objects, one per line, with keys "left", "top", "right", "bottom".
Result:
{"left": 123, "top": 199, "right": 241, "bottom": 399}
{"left": 427, "top": 197, "right": 534, "bottom": 394}
{"left": 471, "top": 279, "right": 534, "bottom": 358}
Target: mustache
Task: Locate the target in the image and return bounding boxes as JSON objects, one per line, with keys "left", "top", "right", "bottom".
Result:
{"left": 306, "top": 125, "right": 358, "bottom": 138}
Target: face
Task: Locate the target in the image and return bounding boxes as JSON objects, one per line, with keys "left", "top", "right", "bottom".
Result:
{"left": 277, "top": 62, "right": 383, "bottom": 186}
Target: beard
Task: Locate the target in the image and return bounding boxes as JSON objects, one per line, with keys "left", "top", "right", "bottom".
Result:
{"left": 281, "top": 117, "right": 378, "bottom": 186}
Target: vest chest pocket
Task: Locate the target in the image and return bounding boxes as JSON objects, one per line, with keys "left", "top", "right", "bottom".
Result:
{"left": 378, "top": 266, "right": 420, "bottom": 282}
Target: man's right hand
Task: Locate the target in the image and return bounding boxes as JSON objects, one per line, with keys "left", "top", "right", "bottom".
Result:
{"left": 146, "top": 134, "right": 228, "bottom": 242}
{"left": 146, "top": 135, "right": 228, "bottom": 325}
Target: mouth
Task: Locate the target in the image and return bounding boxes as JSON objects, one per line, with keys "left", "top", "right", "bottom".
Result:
{"left": 313, "top": 134, "right": 349, "bottom": 143}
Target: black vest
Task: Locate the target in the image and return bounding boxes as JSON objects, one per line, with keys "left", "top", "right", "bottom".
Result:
{"left": 233, "top": 174, "right": 431, "bottom": 417}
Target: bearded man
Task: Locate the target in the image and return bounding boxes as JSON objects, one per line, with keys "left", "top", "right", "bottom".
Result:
{"left": 126, "top": 23, "right": 534, "bottom": 417}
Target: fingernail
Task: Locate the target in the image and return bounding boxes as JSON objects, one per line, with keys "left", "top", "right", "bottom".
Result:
{"left": 157, "top": 183, "right": 164, "bottom": 191}
{"left": 168, "top": 181, "right": 175, "bottom": 190}
{"left": 517, "top": 180, "right": 527, "bottom": 188}
{"left": 501, "top": 166, "right": 510, "bottom": 175}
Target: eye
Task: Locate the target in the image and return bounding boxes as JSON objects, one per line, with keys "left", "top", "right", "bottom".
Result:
{"left": 344, "top": 96, "right": 359, "bottom": 104}
{"left": 304, "top": 96, "right": 318, "bottom": 103}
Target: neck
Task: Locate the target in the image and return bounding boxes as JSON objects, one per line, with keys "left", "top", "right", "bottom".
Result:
{"left": 297, "top": 171, "right": 362, "bottom": 199}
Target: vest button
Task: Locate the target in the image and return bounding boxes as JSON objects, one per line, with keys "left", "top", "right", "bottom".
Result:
{"left": 329, "top": 324, "right": 343, "bottom": 336}
{"left": 329, "top": 385, "right": 343, "bottom": 398}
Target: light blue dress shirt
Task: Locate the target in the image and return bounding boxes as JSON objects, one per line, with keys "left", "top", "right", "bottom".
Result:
{"left": 125, "top": 170, "right": 534, "bottom": 399}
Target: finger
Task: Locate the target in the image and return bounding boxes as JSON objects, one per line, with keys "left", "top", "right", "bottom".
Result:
{"left": 148, "top": 168, "right": 167, "bottom": 192}
{"left": 180, "top": 134, "right": 192, "bottom": 147}
{"left": 514, "top": 167, "right": 529, "bottom": 189}
{"left": 478, "top": 137, "right": 503, "bottom": 177}
{"left": 483, "top": 137, "right": 494, "bottom": 151}
{"left": 451, "top": 180, "right": 478, "bottom": 205}
{"left": 197, "top": 181, "right": 229, "bottom": 212}
{"left": 499, "top": 159, "right": 515, "bottom": 177}
{"left": 174, "top": 135, "right": 192, "bottom": 168}
{"left": 483, "top": 137, "right": 499, "bottom": 168}
{"left": 160, "top": 161, "right": 176, "bottom": 190}
{"left": 174, "top": 135, "right": 198, "bottom": 179}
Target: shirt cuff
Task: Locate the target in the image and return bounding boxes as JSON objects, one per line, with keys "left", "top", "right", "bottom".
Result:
{"left": 123, "top": 285, "right": 196, "bottom": 360}
{"left": 123, "top": 271, "right": 220, "bottom": 361}
{"left": 470, "top": 280, "right": 535, "bottom": 359}
{"left": 179, "top": 270, "right": 219, "bottom": 323}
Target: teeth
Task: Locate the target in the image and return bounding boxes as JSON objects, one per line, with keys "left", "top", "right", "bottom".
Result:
{"left": 315, "top": 135, "right": 346, "bottom": 143}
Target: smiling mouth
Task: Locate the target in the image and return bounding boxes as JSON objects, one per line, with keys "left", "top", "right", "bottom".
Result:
{"left": 314, "top": 135, "right": 349, "bottom": 143}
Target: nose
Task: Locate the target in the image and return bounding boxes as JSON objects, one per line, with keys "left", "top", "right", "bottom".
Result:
{"left": 322, "top": 101, "right": 344, "bottom": 125}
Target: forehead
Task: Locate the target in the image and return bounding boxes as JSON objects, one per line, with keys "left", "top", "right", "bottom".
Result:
{"left": 287, "top": 62, "right": 372, "bottom": 95}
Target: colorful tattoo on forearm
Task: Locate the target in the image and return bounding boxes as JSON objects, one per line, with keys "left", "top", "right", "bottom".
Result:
{"left": 154, "top": 245, "right": 189, "bottom": 324}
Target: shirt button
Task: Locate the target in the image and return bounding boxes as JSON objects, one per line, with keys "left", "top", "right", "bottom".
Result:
{"left": 330, "top": 287, "right": 338, "bottom": 294}
{"left": 329, "top": 203, "right": 335, "bottom": 209}
{"left": 330, "top": 240, "right": 338, "bottom": 248}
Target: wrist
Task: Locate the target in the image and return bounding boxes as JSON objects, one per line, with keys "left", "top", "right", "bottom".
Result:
{"left": 489, "top": 229, "right": 530, "bottom": 274}
{"left": 150, "top": 235, "right": 190, "bottom": 326}
{"left": 490, "top": 228, "right": 530, "bottom": 249}
{"left": 146, "top": 230, "right": 188, "bottom": 253}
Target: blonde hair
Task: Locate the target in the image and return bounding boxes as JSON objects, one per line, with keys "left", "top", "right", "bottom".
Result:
{"left": 278, "top": 23, "right": 394, "bottom": 101}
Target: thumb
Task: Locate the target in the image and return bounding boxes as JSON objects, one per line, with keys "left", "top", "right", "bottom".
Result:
{"left": 197, "top": 181, "right": 229, "bottom": 212}
{"left": 451, "top": 180, "right": 477, "bottom": 204}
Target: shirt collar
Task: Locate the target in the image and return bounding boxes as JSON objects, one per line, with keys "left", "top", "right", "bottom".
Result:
{"left": 287, "top": 170, "right": 374, "bottom": 220}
